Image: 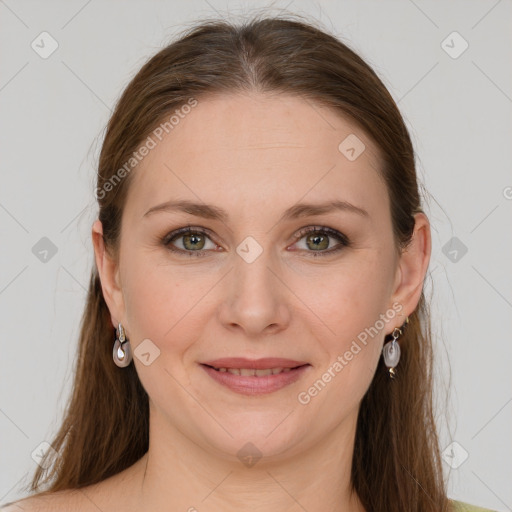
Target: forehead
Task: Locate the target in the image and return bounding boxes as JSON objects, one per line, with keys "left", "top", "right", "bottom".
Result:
{"left": 125, "top": 92, "right": 386, "bottom": 222}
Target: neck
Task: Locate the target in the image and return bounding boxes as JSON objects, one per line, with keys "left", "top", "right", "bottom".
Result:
{"left": 122, "top": 403, "right": 366, "bottom": 512}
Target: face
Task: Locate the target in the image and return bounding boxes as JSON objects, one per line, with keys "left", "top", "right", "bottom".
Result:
{"left": 93, "top": 92, "right": 429, "bottom": 464}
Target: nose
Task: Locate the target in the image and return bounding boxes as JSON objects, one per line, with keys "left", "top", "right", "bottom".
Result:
{"left": 217, "top": 246, "right": 291, "bottom": 338}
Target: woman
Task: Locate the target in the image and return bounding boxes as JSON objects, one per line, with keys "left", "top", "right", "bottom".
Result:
{"left": 1, "top": 13, "right": 496, "bottom": 512}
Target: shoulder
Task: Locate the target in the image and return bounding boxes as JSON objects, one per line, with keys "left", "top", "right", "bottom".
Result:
{"left": 0, "top": 489, "right": 86, "bottom": 512}
{"left": 0, "top": 463, "right": 143, "bottom": 512}
{"left": 1, "top": 457, "right": 146, "bottom": 512}
{"left": 451, "top": 499, "right": 498, "bottom": 512}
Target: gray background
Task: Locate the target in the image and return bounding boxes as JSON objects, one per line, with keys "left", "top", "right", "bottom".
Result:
{"left": 1, "top": 0, "right": 511, "bottom": 510}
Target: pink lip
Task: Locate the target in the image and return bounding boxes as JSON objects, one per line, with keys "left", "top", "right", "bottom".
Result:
{"left": 201, "top": 357, "right": 309, "bottom": 370}
{"left": 200, "top": 361, "right": 311, "bottom": 395}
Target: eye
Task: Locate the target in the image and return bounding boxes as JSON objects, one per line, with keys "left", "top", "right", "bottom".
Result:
{"left": 162, "top": 226, "right": 219, "bottom": 257}
{"left": 290, "top": 226, "right": 349, "bottom": 257}
{"left": 161, "top": 225, "right": 349, "bottom": 258}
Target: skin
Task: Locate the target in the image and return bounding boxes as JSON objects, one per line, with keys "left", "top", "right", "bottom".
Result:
{"left": 11, "top": 92, "right": 431, "bottom": 512}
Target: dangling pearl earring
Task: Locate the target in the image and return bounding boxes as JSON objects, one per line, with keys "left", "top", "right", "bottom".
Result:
{"left": 382, "top": 317, "right": 408, "bottom": 379}
{"left": 113, "top": 323, "right": 132, "bottom": 367}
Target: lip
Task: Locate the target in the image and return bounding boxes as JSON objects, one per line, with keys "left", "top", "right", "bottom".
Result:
{"left": 200, "top": 359, "right": 311, "bottom": 395}
{"left": 201, "top": 357, "right": 309, "bottom": 370}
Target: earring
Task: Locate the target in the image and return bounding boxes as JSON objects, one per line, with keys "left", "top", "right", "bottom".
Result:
{"left": 382, "top": 316, "right": 408, "bottom": 379}
{"left": 113, "top": 323, "right": 132, "bottom": 367}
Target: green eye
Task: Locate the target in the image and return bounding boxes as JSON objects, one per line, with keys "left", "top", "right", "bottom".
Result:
{"left": 162, "top": 225, "right": 349, "bottom": 258}
{"left": 163, "top": 226, "right": 217, "bottom": 257}
{"left": 292, "top": 226, "right": 349, "bottom": 257}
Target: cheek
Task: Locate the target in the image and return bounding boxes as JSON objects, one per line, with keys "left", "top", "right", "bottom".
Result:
{"left": 121, "top": 251, "right": 218, "bottom": 358}
{"left": 301, "top": 250, "right": 396, "bottom": 389}
{"left": 296, "top": 267, "right": 392, "bottom": 422}
{"left": 120, "top": 250, "right": 181, "bottom": 343}
{"left": 307, "top": 252, "right": 395, "bottom": 335}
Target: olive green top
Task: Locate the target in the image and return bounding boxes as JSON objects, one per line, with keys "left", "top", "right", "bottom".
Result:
{"left": 452, "top": 499, "right": 497, "bottom": 511}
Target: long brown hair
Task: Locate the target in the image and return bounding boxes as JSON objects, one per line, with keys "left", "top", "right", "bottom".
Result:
{"left": 25, "top": 12, "right": 451, "bottom": 511}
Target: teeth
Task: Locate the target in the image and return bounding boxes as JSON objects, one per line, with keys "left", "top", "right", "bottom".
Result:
{"left": 215, "top": 367, "right": 294, "bottom": 376}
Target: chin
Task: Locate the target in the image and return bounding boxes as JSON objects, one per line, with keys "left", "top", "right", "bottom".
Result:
{"left": 192, "top": 412, "right": 309, "bottom": 465}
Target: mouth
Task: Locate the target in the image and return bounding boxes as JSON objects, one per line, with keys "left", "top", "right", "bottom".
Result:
{"left": 199, "top": 358, "right": 311, "bottom": 395}
{"left": 203, "top": 365, "right": 303, "bottom": 376}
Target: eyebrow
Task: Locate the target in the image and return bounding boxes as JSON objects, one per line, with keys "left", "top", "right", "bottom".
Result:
{"left": 143, "top": 199, "right": 369, "bottom": 222}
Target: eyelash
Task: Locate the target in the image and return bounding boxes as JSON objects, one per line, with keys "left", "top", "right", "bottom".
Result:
{"left": 161, "top": 225, "right": 349, "bottom": 258}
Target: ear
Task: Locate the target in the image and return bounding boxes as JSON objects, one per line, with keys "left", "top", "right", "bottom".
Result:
{"left": 388, "top": 212, "right": 431, "bottom": 329}
{"left": 92, "top": 219, "right": 125, "bottom": 330}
